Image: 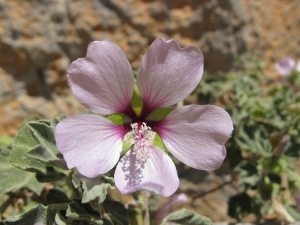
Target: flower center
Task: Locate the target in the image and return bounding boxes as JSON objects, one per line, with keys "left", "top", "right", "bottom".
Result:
{"left": 127, "top": 122, "right": 155, "bottom": 162}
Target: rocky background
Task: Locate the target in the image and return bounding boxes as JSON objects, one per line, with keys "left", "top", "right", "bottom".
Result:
{"left": 1, "top": 0, "right": 300, "bottom": 136}
{"left": 0, "top": 0, "right": 299, "bottom": 222}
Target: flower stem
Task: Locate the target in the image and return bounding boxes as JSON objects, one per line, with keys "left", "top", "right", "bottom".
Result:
{"left": 142, "top": 191, "right": 150, "bottom": 225}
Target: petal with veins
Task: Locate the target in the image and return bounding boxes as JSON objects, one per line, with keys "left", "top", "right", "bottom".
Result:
{"left": 114, "top": 146, "right": 179, "bottom": 197}
{"left": 67, "top": 41, "right": 134, "bottom": 115}
{"left": 156, "top": 105, "right": 233, "bottom": 170}
{"left": 137, "top": 37, "right": 203, "bottom": 114}
{"left": 55, "top": 114, "right": 126, "bottom": 178}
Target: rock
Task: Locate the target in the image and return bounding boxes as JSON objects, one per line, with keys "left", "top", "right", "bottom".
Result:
{"left": 0, "top": 0, "right": 299, "bottom": 136}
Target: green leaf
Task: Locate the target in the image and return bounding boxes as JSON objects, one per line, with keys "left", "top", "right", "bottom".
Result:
{"left": 26, "top": 115, "right": 67, "bottom": 169}
{"left": 285, "top": 205, "right": 300, "bottom": 220}
{"left": 10, "top": 119, "right": 46, "bottom": 173}
{"left": 66, "top": 200, "right": 102, "bottom": 223}
{"left": 235, "top": 161, "right": 260, "bottom": 189}
{"left": 161, "top": 208, "right": 213, "bottom": 225}
{"left": 2, "top": 204, "right": 48, "bottom": 225}
{"left": 0, "top": 146, "right": 45, "bottom": 196}
{"left": 102, "top": 200, "right": 130, "bottom": 225}
{"left": 261, "top": 157, "right": 288, "bottom": 174}
{"left": 150, "top": 107, "right": 175, "bottom": 121}
{"left": 131, "top": 85, "right": 143, "bottom": 116}
{"left": 72, "top": 171, "right": 115, "bottom": 204}
{"left": 46, "top": 189, "right": 71, "bottom": 204}
{"left": 10, "top": 115, "right": 68, "bottom": 182}
{"left": 228, "top": 193, "right": 253, "bottom": 221}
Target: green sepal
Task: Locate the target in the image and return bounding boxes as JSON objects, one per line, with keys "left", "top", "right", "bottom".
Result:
{"left": 153, "top": 132, "right": 167, "bottom": 152}
{"left": 161, "top": 208, "right": 213, "bottom": 225}
{"left": 104, "top": 113, "right": 126, "bottom": 125}
{"left": 122, "top": 135, "right": 132, "bottom": 155}
{"left": 133, "top": 71, "right": 138, "bottom": 79}
{"left": 151, "top": 107, "right": 175, "bottom": 121}
{"left": 121, "top": 131, "right": 167, "bottom": 154}
{"left": 131, "top": 85, "right": 143, "bottom": 117}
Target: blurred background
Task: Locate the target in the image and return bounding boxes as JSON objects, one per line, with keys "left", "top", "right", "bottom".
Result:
{"left": 1, "top": 0, "right": 300, "bottom": 223}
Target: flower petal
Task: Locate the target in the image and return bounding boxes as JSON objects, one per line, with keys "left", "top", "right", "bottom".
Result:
{"left": 55, "top": 114, "right": 126, "bottom": 178}
{"left": 156, "top": 105, "right": 233, "bottom": 170}
{"left": 275, "top": 57, "right": 295, "bottom": 76}
{"left": 296, "top": 60, "right": 300, "bottom": 73}
{"left": 114, "top": 146, "right": 179, "bottom": 197}
{"left": 67, "top": 41, "right": 134, "bottom": 115}
{"left": 137, "top": 37, "right": 204, "bottom": 114}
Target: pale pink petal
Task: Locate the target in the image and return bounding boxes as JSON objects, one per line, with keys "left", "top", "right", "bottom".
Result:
{"left": 114, "top": 146, "right": 179, "bottom": 197}
{"left": 275, "top": 57, "right": 295, "bottom": 76}
{"left": 156, "top": 105, "right": 233, "bottom": 170}
{"left": 55, "top": 114, "right": 126, "bottom": 178}
{"left": 137, "top": 37, "right": 204, "bottom": 114}
{"left": 296, "top": 60, "right": 300, "bottom": 73}
{"left": 67, "top": 41, "right": 134, "bottom": 115}
{"left": 155, "top": 193, "right": 188, "bottom": 224}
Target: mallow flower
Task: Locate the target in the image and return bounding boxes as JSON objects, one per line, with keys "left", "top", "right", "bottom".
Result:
{"left": 55, "top": 37, "right": 233, "bottom": 197}
{"left": 275, "top": 57, "right": 300, "bottom": 76}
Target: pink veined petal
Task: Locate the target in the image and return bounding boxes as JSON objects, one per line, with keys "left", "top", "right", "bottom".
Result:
{"left": 67, "top": 41, "right": 134, "bottom": 115}
{"left": 275, "top": 57, "right": 296, "bottom": 76}
{"left": 55, "top": 114, "right": 126, "bottom": 178}
{"left": 156, "top": 105, "right": 233, "bottom": 170}
{"left": 114, "top": 146, "right": 179, "bottom": 197}
{"left": 137, "top": 37, "right": 204, "bottom": 114}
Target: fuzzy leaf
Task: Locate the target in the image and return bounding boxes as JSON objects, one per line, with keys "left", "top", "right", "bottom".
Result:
{"left": 10, "top": 115, "right": 68, "bottom": 182}
{"left": 161, "top": 208, "right": 212, "bottom": 225}
{"left": 10, "top": 118, "right": 46, "bottom": 173}
{"left": 0, "top": 147, "right": 45, "bottom": 196}
{"left": 26, "top": 115, "right": 67, "bottom": 169}
{"left": 72, "top": 171, "right": 115, "bottom": 204}
{"left": 1, "top": 204, "right": 48, "bottom": 225}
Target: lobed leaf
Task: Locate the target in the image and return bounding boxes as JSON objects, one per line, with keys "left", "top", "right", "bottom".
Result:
{"left": 160, "top": 208, "right": 212, "bottom": 225}
{"left": 72, "top": 171, "right": 115, "bottom": 204}
{"left": 0, "top": 147, "right": 45, "bottom": 196}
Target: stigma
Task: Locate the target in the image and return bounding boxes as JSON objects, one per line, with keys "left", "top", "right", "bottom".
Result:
{"left": 127, "top": 122, "right": 155, "bottom": 162}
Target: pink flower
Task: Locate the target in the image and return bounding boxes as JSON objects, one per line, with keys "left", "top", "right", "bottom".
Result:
{"left": 275, "top": 57, "right": 300, "bottom": 76}
{"left": 55, "top": 37, "right": 233, "bottom": 197}
{"left": 155, "top": 193, "right": 188, "bottom": 224}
